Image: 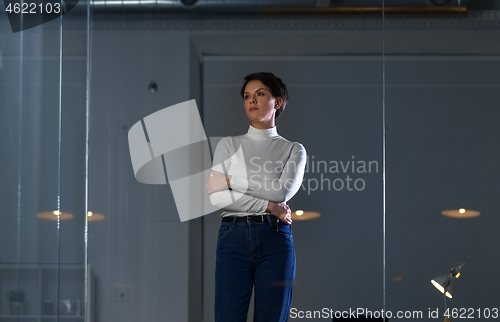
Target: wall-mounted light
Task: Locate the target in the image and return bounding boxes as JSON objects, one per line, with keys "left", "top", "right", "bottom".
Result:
{"left": 291, "top": 210, "right": 321, "bottom": 221}
{"left": 37, "top": 210, "right": 74, "bottom": 221}
{"left": 442, "top": 209, "right": 480, "bottom": 218}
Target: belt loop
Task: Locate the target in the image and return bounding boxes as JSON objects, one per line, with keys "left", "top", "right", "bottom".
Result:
{"left": 266, "top": 214, "right": 272, "bottom": 227}
{"left": 231, "top": 216, "right": 237, "bottom": 228}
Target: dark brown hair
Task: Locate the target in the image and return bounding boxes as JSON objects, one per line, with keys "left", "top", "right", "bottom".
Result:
{"left": 240, "top": 72, "right": 289, "bottom": 119}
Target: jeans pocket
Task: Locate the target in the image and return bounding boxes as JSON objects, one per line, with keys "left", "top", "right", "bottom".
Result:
{"left": 217, "top": 224, "right": 232, "bottom": 242}
{"left": 276, "top": 222, "right": 293, "bottom": 238}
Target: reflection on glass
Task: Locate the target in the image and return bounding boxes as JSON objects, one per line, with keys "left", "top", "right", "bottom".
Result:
{"left": 442, "top": 208, "right": 480, "bottom": 218}
{"left": 1, "top": 0, "right": 90, "bottom": 319}
{"left": 37, "top": 211, "right": 75, "bottom": 221}
{"left": 385, "top": 2, "right": 500, "bottom": 317}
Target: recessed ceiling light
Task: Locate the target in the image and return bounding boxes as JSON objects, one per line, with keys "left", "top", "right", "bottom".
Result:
{"left": 87, "top": 211, "right": 106, "bottom": 222}
{"left": 291, "top": 210, "right": 321, "bottom": 221}
{"left": 37, "top": 211, "right": 74, "bottom": 221}
{"left": 442, "top": 209, "right": 480, "bottom": 218}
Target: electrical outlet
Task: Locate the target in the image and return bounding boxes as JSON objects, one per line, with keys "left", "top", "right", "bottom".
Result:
{"left": 115, "top": 287, "right": 130, "bottom": 302}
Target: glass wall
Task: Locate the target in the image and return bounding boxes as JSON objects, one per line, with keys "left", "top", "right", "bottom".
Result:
{"left": 385, "top": 12, "right": 500, "bottom": 320}
{"left": 87, "top": 2, "right": 383, "bottom": 321}
{"left": 0, "top": 1, "right": 92, "bottom": 321}
{"left": 2, "top": 0, "right": 500, "bottom": 321}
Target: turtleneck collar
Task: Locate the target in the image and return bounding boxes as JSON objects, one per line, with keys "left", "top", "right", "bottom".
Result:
{"left": 247, "top": 124, "right": 279, "bottom": 139}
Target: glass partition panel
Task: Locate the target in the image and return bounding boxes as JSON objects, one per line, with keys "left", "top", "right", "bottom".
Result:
{"left": 0, "top": 1, "right": 91, "bottom": 321}
{"left": 385, "top": 6, "right": 500, "bottom": 321}
{"left": 88, "top": 1, "right": 384, "bottom": 321}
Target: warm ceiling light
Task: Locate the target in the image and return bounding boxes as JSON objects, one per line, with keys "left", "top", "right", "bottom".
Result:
{"left": 442, "top": 209, "right": 480, "bottom": 218}
{"left": 37, "top": 211, "right": 74, "bottom": 221}
{"left": 87, "top": 211, "right": 106, "bottom": 222}
{"left": 291, "top": 210, "right": 320, "bottom": 221}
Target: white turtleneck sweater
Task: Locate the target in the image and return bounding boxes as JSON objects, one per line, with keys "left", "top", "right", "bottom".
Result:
{"left": 209, "top": 125, "right": 307, "bottom": 217}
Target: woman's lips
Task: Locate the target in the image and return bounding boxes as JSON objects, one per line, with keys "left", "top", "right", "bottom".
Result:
{"left": 249, "top": 107, "right": 258, "bottom": 111}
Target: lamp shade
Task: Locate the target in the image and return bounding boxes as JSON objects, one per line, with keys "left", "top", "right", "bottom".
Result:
{"left": 431, "top": 275, "right": 455, "bottom": 298}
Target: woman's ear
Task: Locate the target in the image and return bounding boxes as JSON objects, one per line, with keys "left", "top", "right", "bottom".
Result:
{"left": 275, "top": 97, "right": 283, "bottom": 109}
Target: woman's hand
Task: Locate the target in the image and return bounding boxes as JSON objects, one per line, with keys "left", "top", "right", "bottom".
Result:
{"left": 206, "top": 170, "right": 231, "bottom": 195}
{"left": 266, "top": 201, "right": 292, "bottom": 225}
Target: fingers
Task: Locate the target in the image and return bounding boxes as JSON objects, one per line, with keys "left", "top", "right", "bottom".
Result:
{"left": 281, "top": 203, "right": 291, "bottom": 215}
{"left": 206, "top": 179, "right": 219, "bottom": 195}
{"left": 206, "top": 174, "right": 229, "bottom": 195}
{"left": 281, "top": 213, "right": 292, "bottom": 225}
{"left": 205, "top": 182, "right": 213, "bottom": 195}
{"left": 277, "top": 203, "right": 292, "bottom": 225}
{"left": 285, "top": 204, "right": 292, "bottom": 224}
{"left": 206, "top": 176, "right": 214, "bottom": 195}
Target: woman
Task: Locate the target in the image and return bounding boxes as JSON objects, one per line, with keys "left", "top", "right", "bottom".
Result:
{"left": 206, "top": 72, "right": 307, "bottom": 322}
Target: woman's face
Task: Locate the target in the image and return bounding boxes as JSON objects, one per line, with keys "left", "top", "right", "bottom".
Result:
{"left": 243, "top": 80, "right": 282, "bottom": 128}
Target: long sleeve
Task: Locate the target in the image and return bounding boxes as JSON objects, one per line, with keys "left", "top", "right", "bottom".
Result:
{"left": 229, "top": 143, "right": 307, "bottom": 203}
{"left": 209, "top": 137, "right": 269, "bottom": 214}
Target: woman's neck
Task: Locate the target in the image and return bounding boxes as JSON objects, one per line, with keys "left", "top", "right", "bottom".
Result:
{"left": 251, "top": 120, "right": 275, "bottom": 129}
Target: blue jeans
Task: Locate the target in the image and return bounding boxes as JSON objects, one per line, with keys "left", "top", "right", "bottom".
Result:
{"left": 215, "top": 216, "right": 295, "bottom": 322}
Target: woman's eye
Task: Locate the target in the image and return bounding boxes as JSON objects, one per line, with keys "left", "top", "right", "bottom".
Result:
{"left": 244, "top": 95, "right": 249, "bottom": 99}
{"left": 258, "top": 92, "right": 264, "bottom": 96}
